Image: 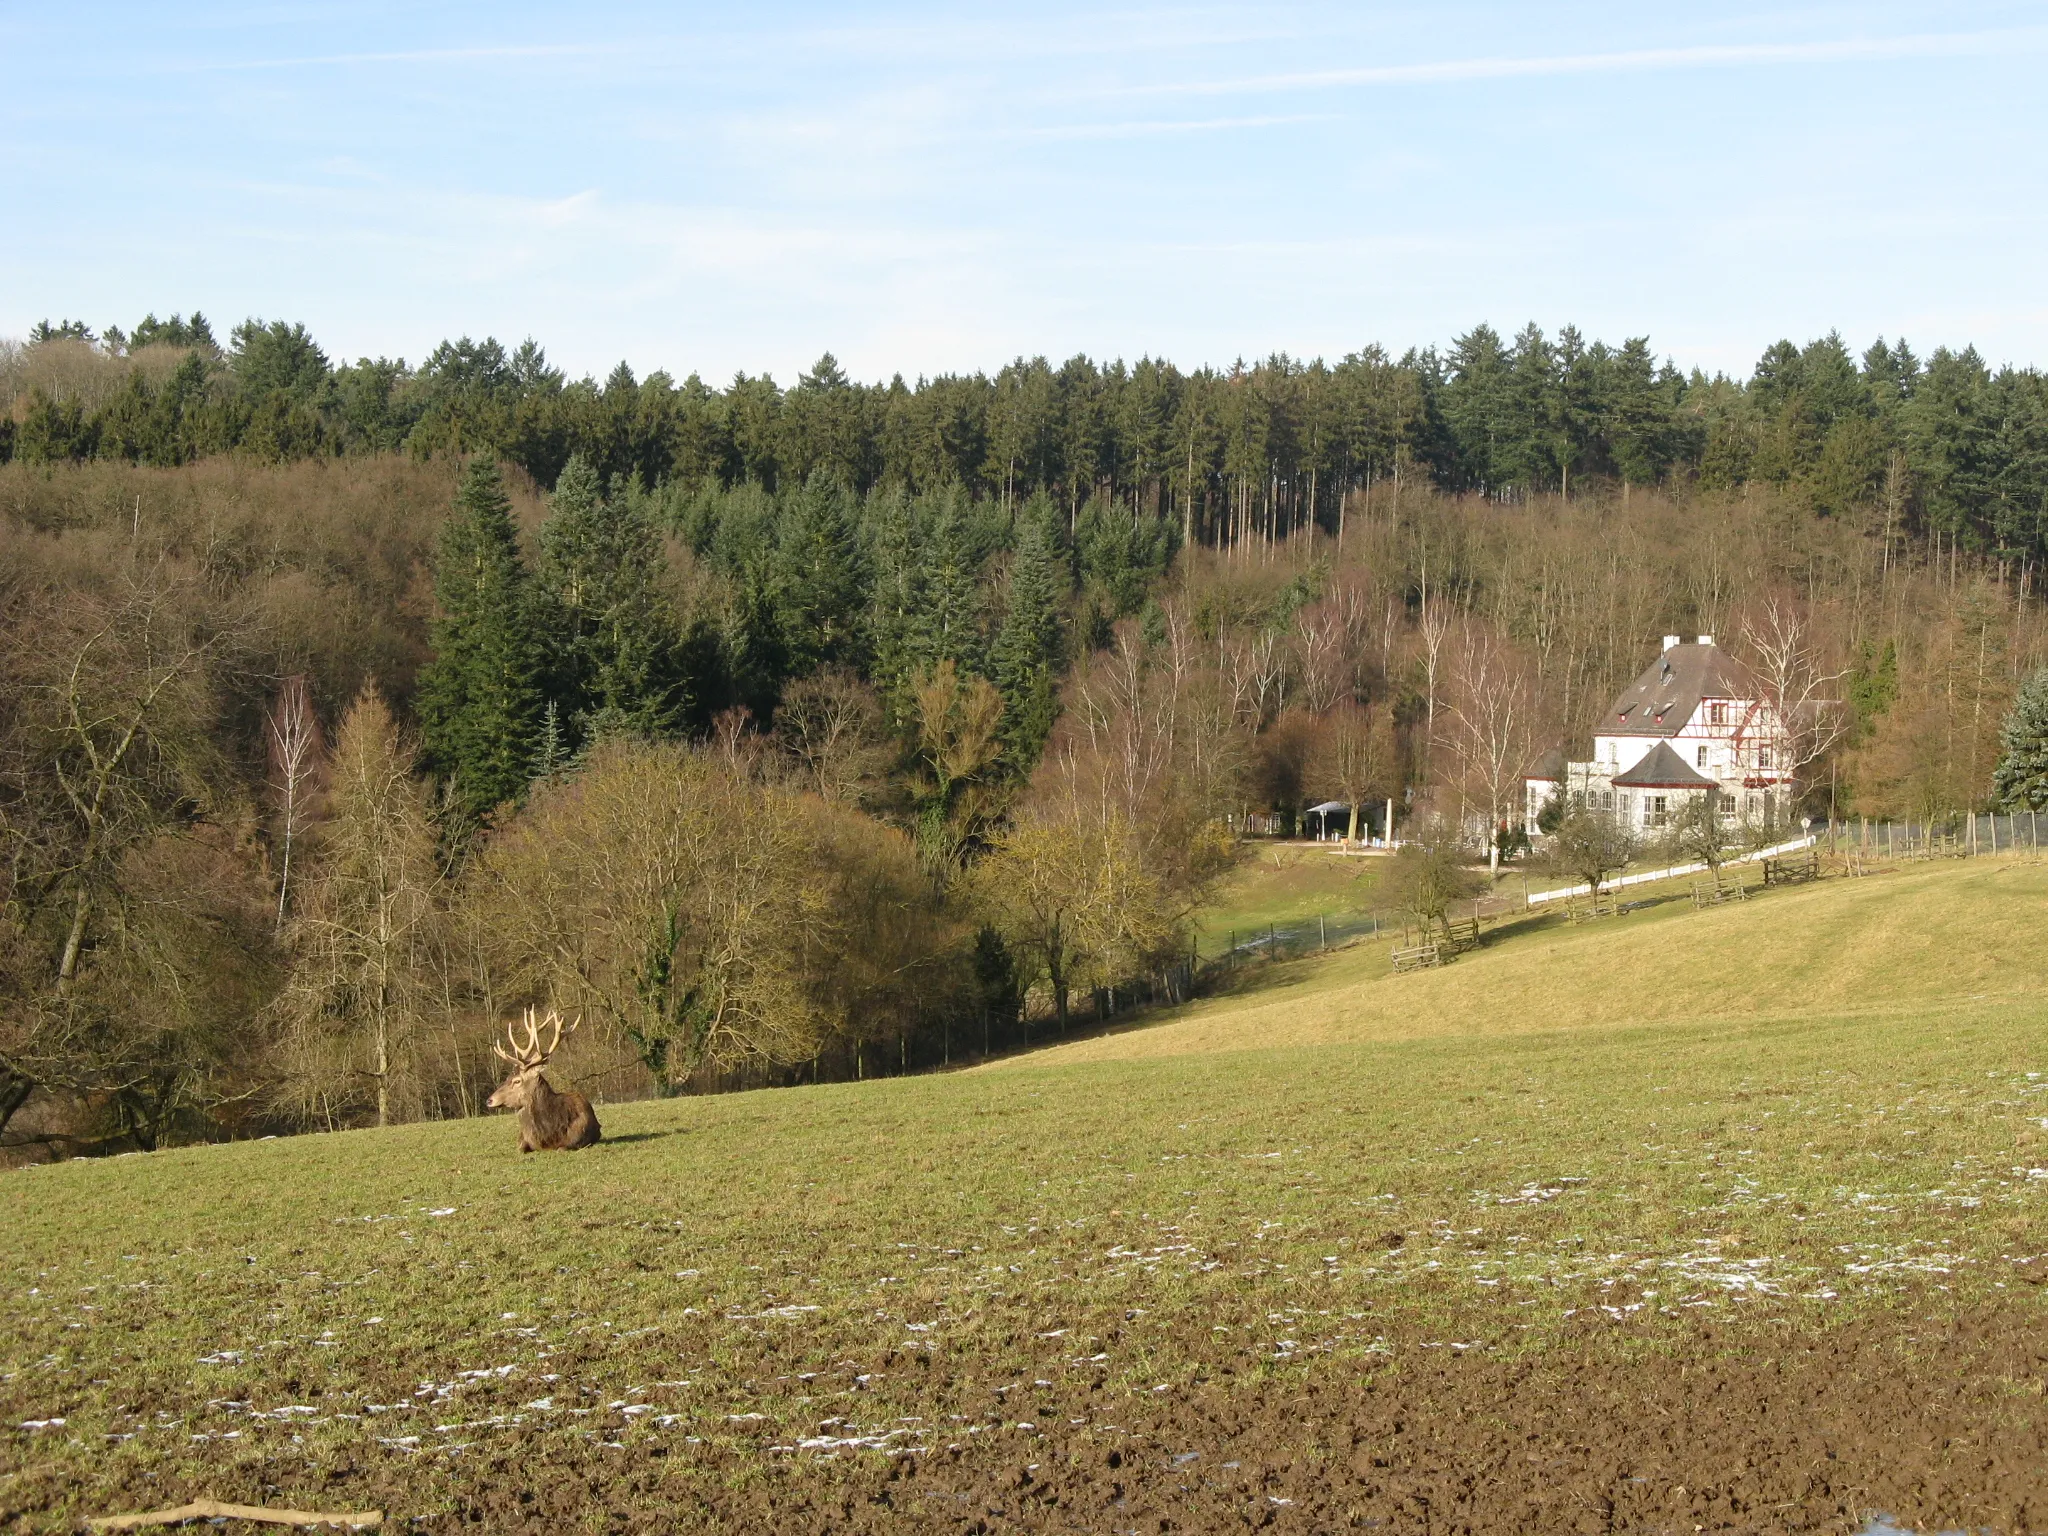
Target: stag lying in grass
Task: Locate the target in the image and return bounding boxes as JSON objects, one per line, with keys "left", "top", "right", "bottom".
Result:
{"left": 486, "top": 1009, "right": 601, "bottom": 1152}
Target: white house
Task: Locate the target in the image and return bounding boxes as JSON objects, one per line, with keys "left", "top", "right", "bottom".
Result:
{"left": 1524, "top": 635, "right": 1794, "bottom": 836}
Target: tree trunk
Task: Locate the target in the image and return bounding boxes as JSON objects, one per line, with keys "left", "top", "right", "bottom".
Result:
{"left": 0, "top": 1071, "right": 35, "bottom": 1142}
{"left": 57, "top": 886, "right": 92, "bottom": 987}
{"left": 375, "top": 986, "right": 391, "bottom": 1128}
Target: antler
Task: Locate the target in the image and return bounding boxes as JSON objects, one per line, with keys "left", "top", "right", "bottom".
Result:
{"left": 492, "top": 1008, "right": 578, "bottom": 1069}
{"left": 494, "top": 1011, "right": 542, "bottom": 1068}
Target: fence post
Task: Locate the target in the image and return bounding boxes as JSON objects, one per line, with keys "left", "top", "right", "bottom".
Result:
{"left": 1320, "top": 914, "right": 1328, "bottom": 951}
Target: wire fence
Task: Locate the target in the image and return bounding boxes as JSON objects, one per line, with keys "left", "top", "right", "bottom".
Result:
{"left": 1822, "top": 812, "right": 2048, "bottom": 859}
{"left": 1195, "top": 888, "right": 1533, "bottom": 971}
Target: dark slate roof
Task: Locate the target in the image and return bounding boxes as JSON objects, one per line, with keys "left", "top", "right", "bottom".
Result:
{"left": 1524, "top": 746, "right": 1567, "bottom": 782}
{"left": 1605, "top": 641, "right": 1752, "bottom": 737}
{"left": 1611, "top": 740, "right": 1717, "bottom": 789}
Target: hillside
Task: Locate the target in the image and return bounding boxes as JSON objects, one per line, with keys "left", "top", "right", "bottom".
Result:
{"left": 1037, "top": 856, "right": 2048, "bottom": 1064}
{"left": 2, "top": 858, "right": 2044, "bottom": 1532}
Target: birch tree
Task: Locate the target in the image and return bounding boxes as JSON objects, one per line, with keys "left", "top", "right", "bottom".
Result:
{"left": 1442, "top": 622, "right": 1540, "bottom": 872}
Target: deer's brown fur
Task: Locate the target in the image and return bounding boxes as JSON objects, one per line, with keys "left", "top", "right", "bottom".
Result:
{"left": 486, "top": 1010, "right": 601, "bottom": 1152}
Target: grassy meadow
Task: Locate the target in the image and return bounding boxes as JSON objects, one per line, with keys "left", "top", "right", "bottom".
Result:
{"left": 1191, "top": 842, "right": 1385, "bottom": 949}
{"left": 3, "top": 856, "right": 2045, "bottom": 1529}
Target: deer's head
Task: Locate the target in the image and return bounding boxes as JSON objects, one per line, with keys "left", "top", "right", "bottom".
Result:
{"left": 486, "top": 1008, "right": 572, "bottom": 1110}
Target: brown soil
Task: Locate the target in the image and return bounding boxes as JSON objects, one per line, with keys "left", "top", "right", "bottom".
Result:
{"left": 16, "top": 1308, "right": 2043, "bottom": 1535}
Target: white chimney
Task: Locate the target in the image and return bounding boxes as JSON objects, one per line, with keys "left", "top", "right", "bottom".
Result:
{"left": 1697, "top": 634, "right": 1714, "bottom": 646}
{"left": 1662, "top": 634, "right": 1680, "bottom": 651}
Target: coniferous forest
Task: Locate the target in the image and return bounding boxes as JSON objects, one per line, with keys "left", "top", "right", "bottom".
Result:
{"left": 8, "top": 317, "right": 2048, "bottom": 561}
{"left": 3, "top": 314, "right": 2046, "bottom": 1158}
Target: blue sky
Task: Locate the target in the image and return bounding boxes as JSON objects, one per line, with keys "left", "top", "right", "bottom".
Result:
{"left": 5, "top": 3, "right": 2046, "bottom": 384}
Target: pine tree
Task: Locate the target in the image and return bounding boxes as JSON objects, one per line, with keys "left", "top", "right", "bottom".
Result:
{"left": 991, "top": 507, "right": 1066, "bottom": 767}
{"left": 1992, "top": 667, "right": 2048, "bottom": 810}
{"left": 535, "top": 454, "right": 682, "bottom": 739}
{"left": 416, "top": 459, "right": 546, "bottom": 820}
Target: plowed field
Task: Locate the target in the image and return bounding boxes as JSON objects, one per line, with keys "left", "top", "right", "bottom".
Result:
{"left": 5, "top": 861, "right": 2046, "bottom": 1532}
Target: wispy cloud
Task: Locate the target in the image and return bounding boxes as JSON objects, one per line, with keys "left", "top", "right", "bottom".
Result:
{"left": 1120, "top": 26, "right": 2048, "bottom": 98}
{"left": 188, "top": 43, "right": 612, "bottom": 72}
{"left": 1024, "top": 112, "right": 1337, "bottom": 141}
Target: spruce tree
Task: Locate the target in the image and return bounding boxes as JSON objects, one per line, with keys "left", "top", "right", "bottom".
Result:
{"left": 1992, "top": 667, "right": 2048, "bottom": 810}
{"left": 992, "top": 508, "right": 1067, "bottom": 767}
{"left": 775, "top": 471, "right": 867, "bottom": 675}
{"left": 534, "top": 454, "right": 682, "bottom": 738}
{"left": 416, "top": 459, "right": 546, "bottom": 820}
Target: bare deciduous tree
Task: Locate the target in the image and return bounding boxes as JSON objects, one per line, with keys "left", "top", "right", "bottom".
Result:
{"left": 1664, "top": 789, "right": 1730, "bottom": 878}
{"left": 1739, "top": 596, "right": 1849, "bottom": 807}
{"left": 474, "top": 742, "right": 822, "bottom": 1086}
{"left": 0, "top": 558, "right": 247, "bottom": 1146}
{"left": 265, "top": 674, "right": 321, "bottom": 932}
{"left": 1379, "top": 814, "right": 1482, "bottom": 940}
{"left": 910, "top": 659, "right": 1006, "bottom": 872}
{"left": 1545, "top": 796, "right": 1637, "bottom": 903}
{"left": 1313, "top": 700, "right": 1400, "bottom": 847}
{"left": 272, "top": 683, "right": 443, "bottom": 1129}
{"left": 1441, "top": 622, "right": 1541, "bottom": 873}
{"left": 775, "top": 667, "right": 887, "bottom": 803}
{"left": 971, "top": 807, "right": 1174, "bottom": 1036}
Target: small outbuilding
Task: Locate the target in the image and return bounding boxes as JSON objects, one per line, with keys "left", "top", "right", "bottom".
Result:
{"left": 1303, "top": 801, "right": 1353, "bottom": 840}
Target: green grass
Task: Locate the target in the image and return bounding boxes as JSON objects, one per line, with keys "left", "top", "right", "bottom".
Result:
{"left": 1194, "top": 842, "right": 1384, "bottom": 948}
{"left": 3, "top": 859, "right": 2046, "bottom": 1524}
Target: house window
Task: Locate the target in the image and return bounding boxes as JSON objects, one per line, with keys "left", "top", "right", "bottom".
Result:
{"left": 1756, "top": 744, "right": 1773, "bottom": 770}
{"left": 1709, "top": 702, "right": 1729, "bottom": 727}
{"left": 1648, "top": 795, "right": 1668, "bottom": 827}
{"left": 1696, "top": 744, "right": 1709, "bottom": 768}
